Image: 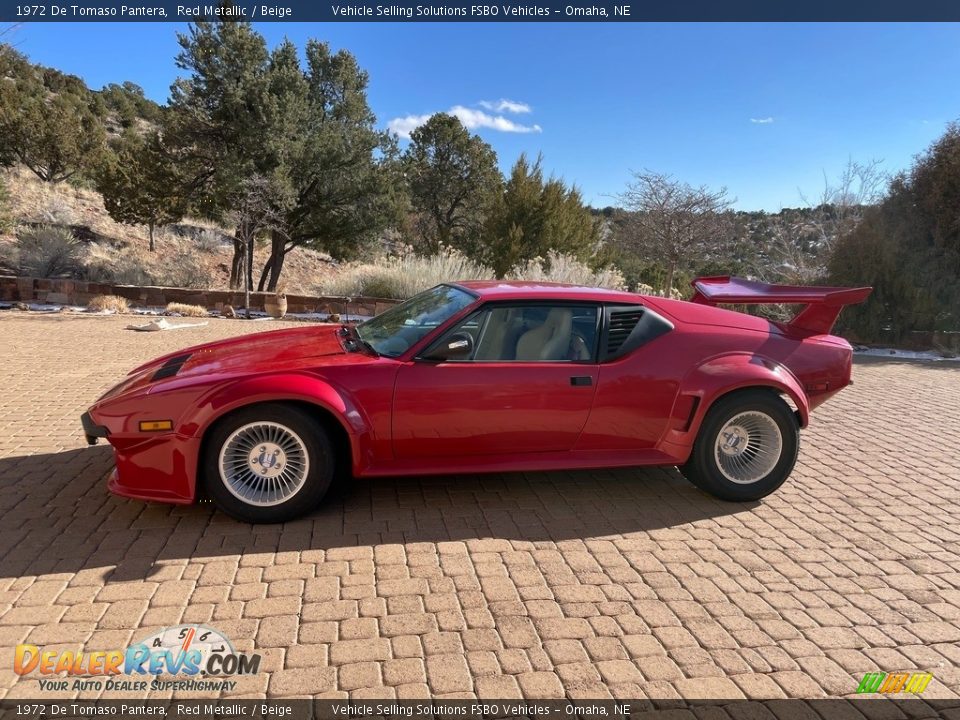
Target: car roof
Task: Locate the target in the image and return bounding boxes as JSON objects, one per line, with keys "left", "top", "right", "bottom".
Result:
{"left": 451, "top": 280, "right": 644, "bottom": 304}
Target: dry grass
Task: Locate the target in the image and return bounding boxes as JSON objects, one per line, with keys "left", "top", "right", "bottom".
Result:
{"left": 507, "top": 251, "right": 626, "bottom": 290}
{"left": 86, "top": 295, "right": 129, "bottom": 313}
{"left": 165, "top": 302, "right": 208, "bottom": 317}
{"left": 319, "top": 247, "right": 496, "bottom": 299}
{"left": 320, "top": 248, "right": 627, "bottom": 300}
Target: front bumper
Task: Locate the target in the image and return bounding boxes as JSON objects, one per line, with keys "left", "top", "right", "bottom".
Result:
{"left": 81, "top": 411, "right": 109, "bottom": 445}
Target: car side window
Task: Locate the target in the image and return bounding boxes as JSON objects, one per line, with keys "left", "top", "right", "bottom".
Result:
{"left": 427, "top": 304, "right": 600, "bottom": 362}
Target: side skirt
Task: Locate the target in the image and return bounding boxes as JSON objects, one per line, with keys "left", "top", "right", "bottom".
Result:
{"left": 358, "top": 448, "right": 682, "bottom": 478}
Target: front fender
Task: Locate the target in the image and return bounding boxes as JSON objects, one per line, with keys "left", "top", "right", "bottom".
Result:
{"left": 656, "top": 353, "right": 809, "bottom": 462}
{"left": 184, "top": 373, "right": 374, "bottom": 486}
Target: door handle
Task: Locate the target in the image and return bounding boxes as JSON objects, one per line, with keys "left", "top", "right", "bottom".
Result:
{"left": 570, "top": 376, "right": 593, "bottom": 387}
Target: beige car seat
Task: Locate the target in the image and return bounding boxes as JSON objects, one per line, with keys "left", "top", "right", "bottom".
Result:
{"left": 515, "top": 308, "right": 573, "bottom": 361}
{"left": 475, "top": 307, "right": 518, "bottom": 360}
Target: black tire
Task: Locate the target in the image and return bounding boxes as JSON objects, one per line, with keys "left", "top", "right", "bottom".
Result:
{"left": 680, "top": 390, "right": 799, "bottom": 502}
{"left": 203, "top": 403, "right": 334, "bottom": 523}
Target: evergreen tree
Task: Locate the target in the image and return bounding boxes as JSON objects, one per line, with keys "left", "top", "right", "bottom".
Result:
{"left": 0, "top": 174, "right": 12, "bottom": 233}
{"left": 96, "top": 131, "right": 186, "bottom": 252}
{"left": 485, "top": 154, "right": 600, "bottom": 277}
{"left": 168, "top": 23, "right": 395, "bottom": 292}
{"left": 256, "top": 40, "right": 397, "bottom": 291}
{"left": 0, "top": 71, "right": 106, "bottom": 182}
{"left": 830, "top": 122, "right": 960, "bottom": 341}
{"left": 403, "top": 113, "right": 502, "bottom": 257}
{"left": 165, "top": 19, "right": 272, "bottom": 289}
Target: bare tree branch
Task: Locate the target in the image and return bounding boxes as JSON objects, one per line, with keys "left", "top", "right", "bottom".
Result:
{"left": 618, "top": 170, "right": 736, "bottom": 295}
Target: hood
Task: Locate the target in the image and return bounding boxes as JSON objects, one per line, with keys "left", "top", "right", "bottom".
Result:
{"left": 98, "top": 325, "right": 354, "bottom": 404}
{"left": 130, "top": 325, "right": 350, "bottom": 379}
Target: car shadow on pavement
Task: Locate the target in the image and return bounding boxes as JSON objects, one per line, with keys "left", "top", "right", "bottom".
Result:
{"left": 0, "top": 446, "right": 756, "bottom": 583}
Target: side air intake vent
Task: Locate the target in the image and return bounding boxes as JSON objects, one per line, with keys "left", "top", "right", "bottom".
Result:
{"left": 601, "top": 305, "right": 674, "bottom": 361}
{"left": 607, "top": 309, "right": 645, "bottom": 354}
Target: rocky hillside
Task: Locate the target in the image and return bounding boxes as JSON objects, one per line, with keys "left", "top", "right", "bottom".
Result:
{"left": 0, "top": 167, "right": 339, "bottom": 295}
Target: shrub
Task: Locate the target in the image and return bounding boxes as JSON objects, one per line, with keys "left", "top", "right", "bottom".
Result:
{"left": 320, "top": 247, "right": 496, "bottom": 299}
{"left": 165, "top": 302, "right": 208, "bottom": 317}
{"left": 83, "top": 251, "right": 155, "bottom": 286}
{"left": 87, "top": 294, "right": 129, "bottom": 313}
{"left": 36, "top": 194, "right": 75, "bottom": 226}
{"left": 17, "top": 225, "right": 80, "bottom": 278}
{"left": 157, "top": 238, "right": 214, "bottom": 289}
{"left": 195, "top": 228, "right": 225, "bottom": 253}
{"left": 0, "top": 177, "right": 12, "bottom": 233}
{"left": 507, "top": 251, "right": 626, "bottom": 290}
{"left": 0, "top": 240, "right": 18, "bottom": 272}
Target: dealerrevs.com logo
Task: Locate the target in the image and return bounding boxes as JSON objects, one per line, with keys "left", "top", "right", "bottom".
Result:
{"left": 15, "top": 624, "right": 261, "bottom": 693}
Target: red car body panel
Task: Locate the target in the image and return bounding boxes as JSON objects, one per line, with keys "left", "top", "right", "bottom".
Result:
{"left": 84, "top": 278, "right": 869, "bottom": 506}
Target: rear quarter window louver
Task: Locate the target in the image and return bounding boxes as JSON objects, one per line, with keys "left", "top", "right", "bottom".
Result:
{"left": 607, "top": 310, "right": 645, "bottom": 354}
{"left": 602, "top": 305, "right": 674, "bottom": 361}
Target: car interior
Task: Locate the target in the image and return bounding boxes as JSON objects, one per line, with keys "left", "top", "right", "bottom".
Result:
{"left": 446, "top": 305, "right": 599, "bottom": 362}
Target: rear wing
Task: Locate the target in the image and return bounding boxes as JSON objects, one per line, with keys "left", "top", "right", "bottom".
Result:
{"left": 690, "top": 276, "right": 872, "bottom": 334}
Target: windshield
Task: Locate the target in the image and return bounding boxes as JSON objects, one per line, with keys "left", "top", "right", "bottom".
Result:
{"left": 356, "top": 285, "right": 476, "bottom": 357}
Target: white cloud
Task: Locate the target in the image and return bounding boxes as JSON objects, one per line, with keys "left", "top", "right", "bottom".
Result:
{"left": 478, "top": 98, "right": 532, "bottom": 114}
{"left": 750, "top": 117, "right": 774, "bottom": 124}
{"left": 388, "top": 103, "right": 542, "bottom": 139}
{"left": 387, "top": 114, "right": 433, "bottom": 139}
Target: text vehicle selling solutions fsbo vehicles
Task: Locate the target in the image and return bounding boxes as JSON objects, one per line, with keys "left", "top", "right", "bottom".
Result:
{"left": 82, "top": 276, "right": 871, "bottom": 523}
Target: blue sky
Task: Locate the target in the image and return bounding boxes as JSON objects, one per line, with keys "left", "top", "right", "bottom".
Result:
{"left": 9, "top": 22, "right": 960, "bottom": 210}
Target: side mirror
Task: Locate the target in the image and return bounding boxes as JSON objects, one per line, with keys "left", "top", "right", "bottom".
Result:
{"left": 426, "top": 332, "right": 474, "bottom": 361}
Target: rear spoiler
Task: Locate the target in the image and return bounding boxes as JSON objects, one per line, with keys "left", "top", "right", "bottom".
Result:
{"left": 690, "top": 276, "right": 872, "bottom": 334}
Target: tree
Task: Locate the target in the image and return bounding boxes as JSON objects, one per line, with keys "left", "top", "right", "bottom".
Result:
{"left": 166, "top": 18, "right": 272, "bottom": 289}
{"left": 830, "top": 122, "right": 960, "bottom": 342}
{"left": 96, "top": 131, "right": 186, "bottom": 251}
{"left": 255, "top": 40, "right": 399, "bottom": 292}
{"left": 229, "top": 175, "right": 287, "bottom": 313}
{"left": 100, "top": 81, "right": 162, "bottom": 128}
{"left": 0, "top": 73, "right": 106, "bottom": 182}
{"left": 403, "top": 113, "right": 502, "bottom": 256}
{"left": 168, "top": 24, "right": 395, "bottom": 293}
{"left": 800, "top": 157, "right": 885, "bottom": 255}
{"left": 618, "top": 170, "right": 735, "bottom": 295}
{"left": 0, "top": 174, "right": 12, "bottom": 233}
{"left": 485, "top": 153, "right": 600, "bottom": 276}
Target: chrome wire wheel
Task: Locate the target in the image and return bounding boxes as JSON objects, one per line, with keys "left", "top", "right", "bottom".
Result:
{"left": 713, "top": 410, "right": 783, "bottom": 485}
{"left": 218, "top": 421, "right": 310, "bottom": 507}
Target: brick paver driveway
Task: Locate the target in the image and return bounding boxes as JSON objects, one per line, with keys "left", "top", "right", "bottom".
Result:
{"left": 1, "top": 312, "right": 958, "bottom": 702}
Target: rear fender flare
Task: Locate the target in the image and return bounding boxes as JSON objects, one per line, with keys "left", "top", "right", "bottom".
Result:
{"left": 664, "top": 353, "right": 809, "bottom": 456}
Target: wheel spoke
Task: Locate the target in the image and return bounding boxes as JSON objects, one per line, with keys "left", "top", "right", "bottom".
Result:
{"left": 218, "top": 421, "right": 312, "bottom": 507}
{"left": 714, "top": 411, "right": 783, "bottom": 485}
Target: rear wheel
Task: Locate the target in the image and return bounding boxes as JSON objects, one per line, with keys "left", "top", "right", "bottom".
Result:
{"left": 204, "top": 404, "right": 333, "bottom": 523}
{"left": 680, "top": 390, "right": 799, "bottom": 502}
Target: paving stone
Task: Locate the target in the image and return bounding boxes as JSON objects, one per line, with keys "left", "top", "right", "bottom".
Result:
{"left": 3, "top": 314, "right": 959, "bottom": 701}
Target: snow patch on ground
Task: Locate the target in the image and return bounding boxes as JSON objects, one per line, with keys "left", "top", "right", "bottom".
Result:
{"left": 1, "top": 303, "right": 371, "bottom": 323}
{"left": 853, "top": 346, "right": 959, "bottom": 362}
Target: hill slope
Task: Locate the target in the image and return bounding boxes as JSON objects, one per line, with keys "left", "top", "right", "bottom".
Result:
{"left": 1, "top": 167, "right": 338, "bottom": 295}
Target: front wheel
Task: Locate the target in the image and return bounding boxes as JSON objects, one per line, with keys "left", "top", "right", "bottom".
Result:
{"left": 203, "top": 404, "right": 334, "bottom": 523}
{"left": 680, "top": 390, "right": 799, "bottom": 502}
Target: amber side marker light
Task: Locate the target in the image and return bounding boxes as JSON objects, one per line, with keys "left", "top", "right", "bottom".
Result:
{"left": 139, "top": 420, "right": 174, "bottom": 432}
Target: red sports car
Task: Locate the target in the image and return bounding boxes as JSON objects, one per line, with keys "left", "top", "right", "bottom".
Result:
{"left": 82, "top": 277, "right": 870, "bottom": 523}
